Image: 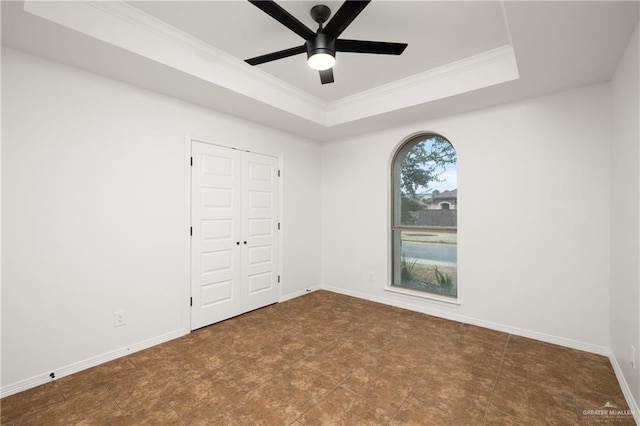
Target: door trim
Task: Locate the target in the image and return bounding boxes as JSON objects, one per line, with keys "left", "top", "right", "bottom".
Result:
{"left": 182, "top": 135, "right": 193, "bottom": 334}
{"left": 184, "top": 134, "right": 282, "bottom": 332}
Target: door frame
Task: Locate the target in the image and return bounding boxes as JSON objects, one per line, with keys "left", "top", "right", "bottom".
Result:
{"left": 183, "top": 135, "right": 283, "bottom": 332}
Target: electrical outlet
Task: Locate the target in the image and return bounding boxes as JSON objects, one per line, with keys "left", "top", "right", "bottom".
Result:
{"left": 631, "top": 345, "right": 637, "bottom": 369}
{"left": 368, "top": 272, "right": 374, "bottom": 282}
{"left": 114, "top": 311, "right": 125, "bottom": 327}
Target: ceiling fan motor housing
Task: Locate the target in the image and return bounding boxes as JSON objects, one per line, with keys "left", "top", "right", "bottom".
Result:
{"left": 306, "top": 33, "right": 335, "bottom": 59}
{"left": 246, "top": 0, "right": 408, "bottom": 83}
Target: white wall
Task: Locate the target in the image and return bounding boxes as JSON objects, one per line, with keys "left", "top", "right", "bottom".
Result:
{"left": 2, "top": 30, "right": 636, "bottom": 406}
{"left": 322, "top": 83, "right": 611, "bottom": 352}
{"left": 1, "top": 48, "right": 322, "bottom": 394}
{"left": 610, "top": 22, "right": 640, "bottom": 410}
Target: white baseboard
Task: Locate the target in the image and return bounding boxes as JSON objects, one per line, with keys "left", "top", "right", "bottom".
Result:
{"left": 322, "top": 285, "right": 610, "bottom": 356}
{"left": 5, "top": 286, "right": 636, "bottom": 424}
{"left": 280, "top": 285, "right": 322, "bottom": 302}
{"left": 0, "top": 328, "right": 188, "bottom": 399}
{"left": 1, "top": 286, "right": 324, "bottom": 399}
{"left": 322, "top": 285, "right": 640, "bottom": 420}
{"left": 609, "top": 352, "right": 640, "bottom": 424}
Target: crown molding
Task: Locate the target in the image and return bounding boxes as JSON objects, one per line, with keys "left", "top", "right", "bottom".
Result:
{"left": 326, "top": 45, "right": 519, "bottom": 126}
{"left": 23, "top": 0, "right": 329, "bottom": 124}
{"left": 330, "top": 45, "right": 516, "bottom": 109}
{"left": 22, "top": 0, "right": 519, "bottom": 130}
{"left": 86, "top": 1, "right": 325, "bottom": 105}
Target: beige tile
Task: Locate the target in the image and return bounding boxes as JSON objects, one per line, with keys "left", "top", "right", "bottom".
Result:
{"left": 483, "top": 403, "right": 544, "bottom": 426}
{"left": 165, "top": 369, "right": 249, "bottom": 417}
{"left": 385, "top": 329, "right": 449, "bottom": 360}
{"left": 298, "top": 324, "right": 343, "bottom": 344}
{"left": 0, "top": 382, "right": 63, "bottom": 424}
{"left": 345, "top": 321, "right": 395, "bottom": 347}
{"left": 489, "top": 375, "right": 539, "bottom": 419}
{"left": 574, "top": 357, "right": 626, "bottom": 400}
{"left": 1, "top": 291, "right": 631, "bottom": 426}
{"left": 316, "top": 338, "right": 380, "bottom": 370}
{"left": 505, "top": 335, "right": 574, "bottom": 367}
{"left": 294, "top": 352, "right": 356, "bottom": 386}
{"left": 412, "top": 374, "right": 488, "bottom": 408}
{"left": 458, "top": 323, "right": 509, "bottom": 347}
{"left": 275, "top": 333, "right": 329, "bottom": 360}
{"left": 486, "top": 400, "right": 579, "bottom": 426}
{"left": 412, "top": 374, "right": 490, "bottom": 424}
{"left": 219, "top": 354, "right": 276, "bottom": 391}
{"left": 107, "top": 400, "right": 181, "bottom": 425}
{"left": 58, "top": 357, "right": 137, "bottom": 398}
{"left": 180, "top": 405, "right": 243, "bottom": 426}
{"left": 446, "top": 338, "right": 505, "bottom": 365}
{"left": 106, "top": 363, "right": 194, "bottom": 411}
{"left": 15, "top": 386, "right": 121, "bottom": 425}
{"left": 172, "top": 345, "right": 240, "bottom": 377}
{"left": 277, "top": 358, "right": 352, "bottom": 402}
{"left": 490, "top": 373, "right": 576, "bottom": 421}
{"left": 375, "top": 347, "right": 432, "bottom": 378}
{"left": 390, "top": 395, "right": 458, "bottom": 425}
{"left": 127, "top": 342, "right": 184, "bottom": 370}
{"left": 299, "top": 386, "right": 390, "bottom": 426}
{"left": 341, "top": 366, "right": 416, "bottom": 416}
{"left": 229, "top": 376, "right": 318, "bottom": 425}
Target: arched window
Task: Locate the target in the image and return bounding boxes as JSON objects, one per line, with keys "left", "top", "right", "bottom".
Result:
{"left": 390, "top": 134, "right": 457, "bottom": 298}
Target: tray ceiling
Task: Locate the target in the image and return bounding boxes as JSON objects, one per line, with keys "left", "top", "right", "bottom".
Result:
{"left": 2, "top": 1, "right": 638, "bottom": 141}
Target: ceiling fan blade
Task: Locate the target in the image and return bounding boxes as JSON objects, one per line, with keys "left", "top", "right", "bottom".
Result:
{"left": 336, "top": 39, "right": 408, "bottom": 55}
{"left": 319, "top": 68, "right": 334, "bottom": 84}
{"left": 245, "top": 45, "right": 306, "bottom": 65}
{"left": 323, "top": 0, "right": 370, "bottom": 38}
{"left": 248, "top": 0, "right": 315, "bottom": 40}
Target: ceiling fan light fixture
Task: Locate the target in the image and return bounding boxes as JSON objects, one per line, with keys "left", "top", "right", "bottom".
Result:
{"left": 307, "top": 52, "right": 335, "bottom": 71}
{"left": 246, "top": 1, "right": 408, "bottom": 84}
{"left": 306, "top": 33, "right": 335, "bottom": 71}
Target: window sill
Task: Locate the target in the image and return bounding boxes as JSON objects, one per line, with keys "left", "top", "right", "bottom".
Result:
{"left": 384, "top": 285, "right": 461, "bottom": 306}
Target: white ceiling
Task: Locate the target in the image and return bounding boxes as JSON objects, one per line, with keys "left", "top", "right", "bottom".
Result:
{"left": 2, "top": 1, "right": 639, "bottom": 141}
{"left": 128, "top": 1, "right": 511, "bottom": 101}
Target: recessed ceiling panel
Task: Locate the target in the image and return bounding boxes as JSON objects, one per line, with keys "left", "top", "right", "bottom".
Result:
{"left": 128, "top": 1, "right": 511, "bottom": 101}
{"left": 6, "top": 1, "right": 636, "bottom": 141}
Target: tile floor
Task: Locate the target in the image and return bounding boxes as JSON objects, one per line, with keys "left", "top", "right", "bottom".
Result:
{"left": 1, "top": 290, "right": 635, "bottom": 425}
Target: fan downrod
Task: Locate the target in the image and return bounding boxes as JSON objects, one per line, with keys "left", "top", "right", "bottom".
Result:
{"left": 310, "top": 4, "right": 331, "bottom": 27}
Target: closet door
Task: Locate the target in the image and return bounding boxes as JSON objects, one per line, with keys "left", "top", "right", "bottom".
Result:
{"left": 191, "top": 141, "right": 280, "bottom": 330}
{"left": 191, "top": 142, "right": 242, "bottom": 330}
{"left": 242, "top": 152, "right": 280, "bottom": 312}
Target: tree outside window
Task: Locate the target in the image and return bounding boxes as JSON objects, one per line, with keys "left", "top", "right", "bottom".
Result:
{"left": 391, "top": 134, "right": 457, "bottom": 297}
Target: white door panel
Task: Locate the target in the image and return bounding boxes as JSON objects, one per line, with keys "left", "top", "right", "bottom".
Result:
{"left": 191, "top": 142, "right": 279, "bottom": 330}
{"left": 242, "top": 152, "right": 279, "bottom": 312}
{"left": 191, "top": 143, "right": 242, "bottom": 330}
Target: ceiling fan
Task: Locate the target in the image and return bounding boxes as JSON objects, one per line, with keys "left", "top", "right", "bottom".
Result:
{"left": 245, "top": 0, "right": 408, "bottom": 84}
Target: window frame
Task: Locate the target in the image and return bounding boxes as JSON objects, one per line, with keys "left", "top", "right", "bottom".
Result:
{"left": 386, "top": 133, "right": 460, "bottom": 305}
